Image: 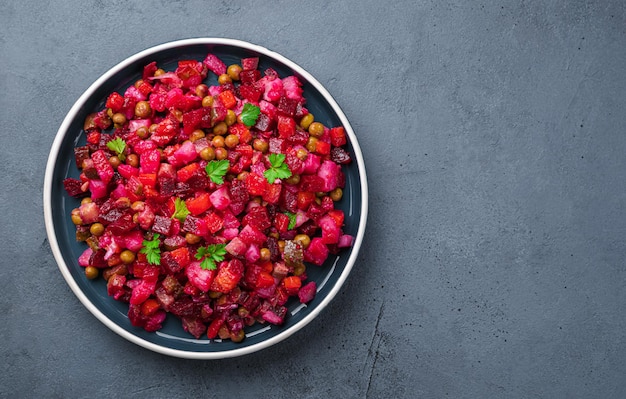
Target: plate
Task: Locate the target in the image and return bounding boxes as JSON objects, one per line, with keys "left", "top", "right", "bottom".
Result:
{"left": 43, "top": 38, "right": 368, "bottom": 359}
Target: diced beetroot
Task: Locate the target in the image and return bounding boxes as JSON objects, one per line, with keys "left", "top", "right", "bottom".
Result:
{"left": 301, "top": 153, "right": 321, "bottom": 175}
{"left": 149, "top": 91, "right": 166, "bottom": 113}
{"left": 241, "top": 206, "right": 271, "bottom": 230}
{"left": 182, "top": 107, "right": 213, "bottom": 136}
{"left": 282, "top": 76, "right": 304, "bottom": 100}
{"left": 106, "top": 92, "right": 125, "bottom": 112}
{"left": 298, "top": 281, "right": 317, "bottom": 303}
{"left": 294, "top": 101, "right": 308, "bottom": 119}
{"left": 203, "top": 211, "right": 224, "bottom": 234}
{"left": 182, "top": 317, "right": 207, "bottom": 339}
{"left": 108, "top": 213, "right": 136, "bottom": 235}
{"left": 157, "top": 179, "right": 178, "bottom": 198}
{"left": 117, "top": 164, "right": 139, "bottom": 179}
{"left": 124, "top": 85, "right": 147, "bottom": 102}
{"left": 137, "top": 206, "right": 155, "bottom": 230}
{"left": 269, "top": 137, "right": 286, "bottom": 154}
{"left": 149, "top": 72, "right": 183, "bottom": 88}
{"left": 225, "top": 237, "right": 247, "bottom": 257}
{"left": 78, "top": 248, "right": 93, "bottom": 267}
{"left": 287, "top": 130, "right": 309, "bottom": 148}
{"left": 107, "top": 274, "right": 128, "bottom": 300}
{"left": 63, "top": 178, "right": 87, "bottom": 198}
{"left": 161, "top": 251, "right": 183, "bottom": 274}
{"left": 237, "top": 225, "right": 264, "bottom": 246}
{"left": 245, "top": 173, "right": 268, "bottom": 196}
{"left": 239, "top": 82, "right": 263, "bottom": 103}
{"left": 144, "top": 311, "right": 167, "bottom": 332}
{"left": 139, "top": 149, "right": 160, "bottom": 174}
{"left": 304, "top": 237, "right": 329, "bottom": 266}
{"left": 186, "top": 260, "right": 216, "bottom": 292}
{"left": 88, "top": 179, "right": 109, "bottom": 200}
{"left": 211, "top": 101, "right": 228, "bottom": 124}
{"left": 277, "top": 115, "right": 296, "bottom": 139}
{"left": 151, "top": 117, "right": 178, "bottom": 147}
{"left": 110, "top": 183, "right": 128, "bottom": 200}
{"left": 318, "top": 214, "right": 341, "bottom": 244}
{"left": 263, "top": 78, "right": 283, "bottom": 102}
{"left": 279, "top": 186, "right": 298, "bottom": 213}
{"left": 168, "top": 140, "right": 197, "bottom": 166}
{"left": 330, "top": 146, "right": 352, "bottom": 164}
{"left": 162, "top": 235, "right": 186, "bottom": 250}
{"left": 222, "top": 210, "right": 240, "bottom": 229}
{"left": 241, "top": 57, "right": 259, "bottom": 71}
{"left": 285, "top": 149, "right": 304, "bottom": 175}
{"left": 182, "top": 215, "right": 206, "bottom": 236}
{"left": 175, "top": 60, "right": 207, "bottom": 88}
{"left": 273, "top": 212, "right": 290, "bottom": 233}
{"left": 229, "top": 179, "right": 250, "bottom": 215}
{"left": 74, "top": 145, "right": 90, "bottom": 168}
{"left": 245, "top": 243, "right": 261, "bottom": 263}
{"left": 142, "top": 61, "right": 158, "bottom": 80}
{"left": 122, "top": 230, "right": 144, "bottom": 252}
{"left": 152, "top": 215, "right": 172, "bottom": 235}
{"left": 253, "top": 112, "right": 273, "bottom": 131}
{"left": 259, "top": 100, "right": 277, "bottom": 119}
{"left": 261, "top": 308, "right": 285, "bottom": 325}
{"left": 240, "top": 69, "right": 261, "bottom": 84}
{"left": 209, "top": 186, "right": 231, "bottom": 211}
{"left": 91, "top": 150, "right": 114, "bottom": 184}
{"left": 277, "top": 96, "right": 298, "bottom": 117}
{"left": 130, "top": 279, "right": 157, "bottom": 305}
{"left": 317, "top": 160, "right": 340, "bottom": 192}
{"left": 92, "top": 110, "right": 112, "bottom": 130}
{"left": 132, "top": 139, "right": 157, "bottom": 155}
{"left": 203, "top": 53, "right": 227, "bottom": 76}
{"left": 338, "top": 234, "right": 354, "bottom": 248}
{"left": 223, "top": 228, "right": 239, "bottom": 240}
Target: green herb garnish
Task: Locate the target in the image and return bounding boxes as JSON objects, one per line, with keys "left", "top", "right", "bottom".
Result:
{"left": 264, "top": 153, "right": 292, "bottom": 184}
{"left": 285, "top": 211, "right": 297, "bottom": 230}
{"left": 195, "top": 244, "right": 227, "bottom": 270}
{"left": 205, "top": 159, "right": 230, "bottom": 185}
{"left": 240, "top": 103, "right": 261, "bottom": 127}
{"left": 172, "top": 198, "right": 190, "bottom": 222}
{"left": 140, "top": 233, "right": 161, "bottom": 265}
{"left": 106, "top": 137, "right": 126, "bottom": 161}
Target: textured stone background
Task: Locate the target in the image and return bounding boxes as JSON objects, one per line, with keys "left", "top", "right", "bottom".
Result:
{"left": 2, "top": 1, "right": 626, "bottom": 397}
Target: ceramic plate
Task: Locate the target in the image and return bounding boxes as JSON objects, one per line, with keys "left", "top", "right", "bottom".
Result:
{"left": 43, "top": 38, "right": 368, "bottom": 359}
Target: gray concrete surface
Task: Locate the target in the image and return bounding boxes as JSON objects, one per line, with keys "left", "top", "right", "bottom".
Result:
{"left": 2, "top": 0, "right": 626, "bottom": 397}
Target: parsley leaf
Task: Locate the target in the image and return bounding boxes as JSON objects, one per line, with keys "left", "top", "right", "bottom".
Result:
{"left": 205, "top": 160, "right": 230, "bottom": 185}
{"left": 240, "top": 103, "right": 261, "bottom": 127}
{"left": 285, "top": 211, "right": 297, "bottom": 230}
{"left": 172, "top": 198, "right": 190, "bottom": 222}
{"left": 140, "top": 233, "right": 161, "bottom": 265}
{"left": 195, "top": 244, "right": 227, "bottom": 270}
{"left": 264, "top": 153, "right": 292, "bottom": 184}
{"left": 106, "top": 137, "right": 126, "bottom": 161}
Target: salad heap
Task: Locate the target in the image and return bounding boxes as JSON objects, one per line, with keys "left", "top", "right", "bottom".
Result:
{"left": 63, "top": 52, "right": 353, "bottom": 341}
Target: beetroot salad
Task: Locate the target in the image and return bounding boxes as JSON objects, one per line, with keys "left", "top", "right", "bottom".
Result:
{"left": 62, "top": 52, "right": 354, "bottom": 342}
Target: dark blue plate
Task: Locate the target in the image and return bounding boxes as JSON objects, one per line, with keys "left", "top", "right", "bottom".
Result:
{"left": 43, "top": 38, "right": 368, "bottom": 359}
